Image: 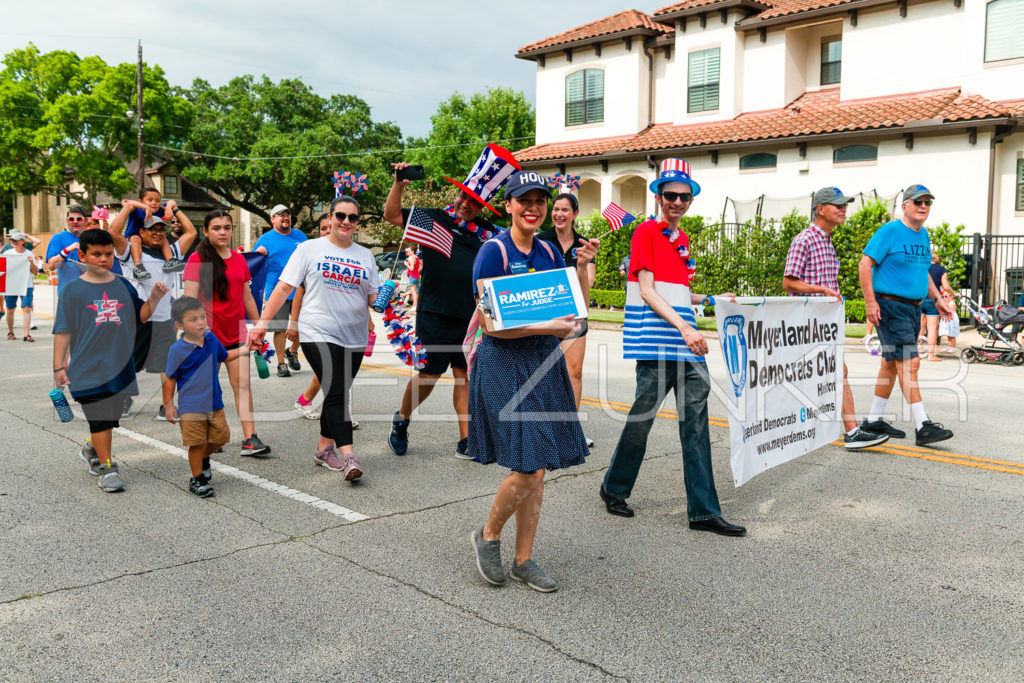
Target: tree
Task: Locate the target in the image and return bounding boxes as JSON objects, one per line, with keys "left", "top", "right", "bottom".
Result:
{"left": 832, "top": 199, "right": 891, "bottom": 300}
{"left": 407, "top": 87, "right": 535, "bottom": 180}
{"left": 176, "top": 76, "right": 402, "bottom": 225}
{"left": 0, "top": 44, "right": 190, "bottom": 206}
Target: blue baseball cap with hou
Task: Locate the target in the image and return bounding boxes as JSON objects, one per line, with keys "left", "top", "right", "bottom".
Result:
{"left": 504, "top": 171, "right": 552, "bottom": 199}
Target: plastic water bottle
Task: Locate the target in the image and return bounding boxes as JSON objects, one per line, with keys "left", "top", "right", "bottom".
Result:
{"left": 49, "top": 388, "right": 74, "bottom": 423}
{"left": 253, "top": 352, "right": 270, "bottom": 379}
{"left": 372, "top": 280, "right": 397, "bottom": 313}
{"left": 364, "top": 331, "right": 376, "bottom": 357}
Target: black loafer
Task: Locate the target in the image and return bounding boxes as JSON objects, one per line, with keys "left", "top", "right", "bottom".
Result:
{"left": 599, "top": 486, "right": 634, "bottom": 517}
{"left": 689, "top": 516, "right": 746, "bottom": 536}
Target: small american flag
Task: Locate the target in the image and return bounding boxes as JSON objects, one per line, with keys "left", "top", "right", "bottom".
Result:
{"left": 601, "top": 203, "right": 636, "bottom": 232}
{"left": 404, "top": 207, "right": 453, "bottom": 258}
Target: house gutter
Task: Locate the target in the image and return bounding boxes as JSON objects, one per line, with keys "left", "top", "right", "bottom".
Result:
{"left": 642, "top": 39, "right": 655, "bottom": 129}
{"left": 985, "top": 122, "right": 1017, "bottom": 236}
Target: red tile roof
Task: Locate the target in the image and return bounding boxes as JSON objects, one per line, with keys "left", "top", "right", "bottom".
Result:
{"left": 654, "top": 0, "right": 856, "bottom": 22}
{"left": 654, "top": 0, "right": 729, "bottom": 14}
{"left": 516, "top": 88, "right": 1015, "bottom": 163}
{"left": 517, "top": 10, "right": 673, "bottom": 56}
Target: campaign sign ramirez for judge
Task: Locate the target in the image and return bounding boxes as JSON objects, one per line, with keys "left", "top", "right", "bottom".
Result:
{"left": 481, "top": 267, "right": 587, "bottom": 330}
{"left": 715, "top": 297, "right": 845, "bottom": 487}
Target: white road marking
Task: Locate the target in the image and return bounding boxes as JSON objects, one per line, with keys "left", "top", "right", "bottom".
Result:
{"left": 112, "top": 426, "right": 370, "bottom": 522}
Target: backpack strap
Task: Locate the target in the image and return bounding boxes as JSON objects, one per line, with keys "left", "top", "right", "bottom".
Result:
{"left": 535, "top": 237, "right": 555, "bottom": 262}
{"left": 492, "top": 238, "right": 509, "bottom": 273}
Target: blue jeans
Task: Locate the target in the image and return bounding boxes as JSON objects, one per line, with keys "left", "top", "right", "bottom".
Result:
{"left": 603, "top": 359, "right": 722, "bottom": 522}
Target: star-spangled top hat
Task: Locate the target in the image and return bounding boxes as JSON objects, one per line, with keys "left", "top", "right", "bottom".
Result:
{"left": 649, "top": 158, "right": 701, "bottom": 197}
{"left": 443, "top": 144, "right": 522, "bottom": 215}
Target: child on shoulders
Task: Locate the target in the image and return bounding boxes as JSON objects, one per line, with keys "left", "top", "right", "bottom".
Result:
{"left": 119, "top": 188, "right": 184, "bottom": 280}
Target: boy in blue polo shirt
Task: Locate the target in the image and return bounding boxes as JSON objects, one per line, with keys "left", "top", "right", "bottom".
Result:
{"left": 163, "top": 296, "right": 245, "bottom": 497}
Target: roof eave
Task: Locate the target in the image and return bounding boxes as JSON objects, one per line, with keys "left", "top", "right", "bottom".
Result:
{"left": 654, "top": 0, "right": 771, "bottom": 24}
{"left": 735, "top": 0, "right": 893, "bottom": 31}
{"left": 516, "top": 28, "right": 668, "bottom": 60}
{"left": 518, "top": 117, "right": 1011, "bottom": 166}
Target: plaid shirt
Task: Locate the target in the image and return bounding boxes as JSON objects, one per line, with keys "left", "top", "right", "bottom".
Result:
{"left": 784, "top": 223, "right": 840, "bottom": 295}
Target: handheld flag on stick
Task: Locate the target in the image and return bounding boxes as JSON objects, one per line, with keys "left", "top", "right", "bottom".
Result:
{"left": 600, "top": 202, "right": 636, "bottom": 233}
{"left": 403, "top": 207, "right": 453, "bottom": 258}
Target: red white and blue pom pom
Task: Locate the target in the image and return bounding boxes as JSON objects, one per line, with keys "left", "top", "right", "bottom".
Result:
{"left": 382, "top": 303, "right": 427, "bottom": 369}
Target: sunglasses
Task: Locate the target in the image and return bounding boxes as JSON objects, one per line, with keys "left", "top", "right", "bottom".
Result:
{"left": 334, "top": 212, "right": 360, "bottom": 223}
{"left": 912, "top": 199, "right": 933, "bottom": 207}
{"left": 67, "top": 217, "right": 84, "bottom": 223}
{"left": 661, "top": 191, "right": 693, "bottom": 203}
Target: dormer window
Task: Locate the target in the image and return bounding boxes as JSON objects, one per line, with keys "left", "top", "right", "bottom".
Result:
{"left": 820, "top": 37, "right": 842, "bottom": 86}
{"left": 163, "top": 174, "right": 179, "bottom": 196}
{"left": 688, "top": 48, "right": 720, "bottom": 113}
{"left": 565, "top": 69, "right": 604, "bottom": 126}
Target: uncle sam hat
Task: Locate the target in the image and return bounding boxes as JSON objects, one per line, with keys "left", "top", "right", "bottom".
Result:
{"left": 443, "top": 143, "right": 522, "bottom": 215}
{"left": 649, "top": 158, "right": 701, "bottom": 197}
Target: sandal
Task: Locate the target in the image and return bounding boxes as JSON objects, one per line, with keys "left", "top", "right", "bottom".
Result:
{"left": 23, "top": 335, "right": 35, "bottom": 343}
{"left": 6, "top": 331, "right": 14, "bottom": 341}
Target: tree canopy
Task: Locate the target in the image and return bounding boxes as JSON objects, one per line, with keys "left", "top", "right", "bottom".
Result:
{"left": 407, "top": 87, "right": 535, "bottom": 181}
{"left": 175, "top": 75, "right": 402, "bottom": 225}
{"left": 0, "top": 44, "right": 190, "bottom": 206}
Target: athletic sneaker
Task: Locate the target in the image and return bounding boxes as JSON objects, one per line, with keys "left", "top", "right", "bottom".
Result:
{"left": 471, "top": 527, "right": 505, "bottom": 586}
{"left": 342, "top": 454, "right": 363, "bottom": 481}
{"left": 510, "top": 559, "right": 558, "bottom": 593}
{"left": 455, "top": 438, "right": 472, "bottom": 460}
{"left": 314, "top": 445, "right": 345, "bottom": 471}
{"left": 121, "top": 396, "right": 133, "bottom": 418}
{"left": 277, "top": 363, "right": 291, "bottom": 378}
{"left": 201, "top": 457, "right": 212, "bottom": 480}
{"left": 79, "top": 443, "right": 100, "bottom": 475}
{"left": 189, "top": 474, "right": 214, "bottom": 498}
{"left": 156, "top": 405, "right": 169, "bottom": 421}
{"left": 843, "top": 427, "right": 889, "bottom": 450}
{"left": 861, "top": 418, "right": 906, "bottom": 439}
{"left": 916, "top": 421, "right": 953, "bottom": 447}
{"left": 97, "top": 463, "right": 124, "bottom": 492}
{"left": 585, "top": 435, "right": 595, "bottom": 448}
{"left": 132, "top": 265, "right": 151, "bottom": 280}
{"left": 294, "top": 396, "right": 320, "bottom": 420}
{"left": 162, "top": 258, "right": 186, "bottom": 273}
{"left": 240, "top": 434, "right": 271, "bottom": 457}
{"left": 285, "top": 349, "right": 301, "bottom": 372}
{"left": 388, "top": 412, "right": 409, "bottom": 456}
{"left": 351, "top": 420, "right": 359, "bottom": 430}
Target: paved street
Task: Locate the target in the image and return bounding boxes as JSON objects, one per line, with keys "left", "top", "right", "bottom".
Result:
{"left": 1, "top": 291, "right": 1022, "bottom": 680}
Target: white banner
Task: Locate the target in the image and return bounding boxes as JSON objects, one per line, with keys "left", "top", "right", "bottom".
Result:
{"left": 0, "top": 253, "right": 31, "bottom": 296}
{"left": 715, "top": 297, "right": 845, "bottom": 486}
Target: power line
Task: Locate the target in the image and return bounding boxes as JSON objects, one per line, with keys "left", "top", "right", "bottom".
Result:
{"left": 146, "top": 136, "right": 536, "bottom": 162}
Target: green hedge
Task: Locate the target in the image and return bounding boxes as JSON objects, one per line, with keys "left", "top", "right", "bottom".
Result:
{"left": 845, "top": 300, "right": 865, "bottom": 323}
{"left": 590, "top": 289, "right": 626, "bottom": 308}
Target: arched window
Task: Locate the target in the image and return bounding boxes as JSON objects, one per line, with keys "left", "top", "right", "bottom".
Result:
{"left": 833, "top": 145, "right": 877, "bottom": 163}
{"left": 986, "top": 0, "right": 1024, "bottom": 62}
{"left": 739, "top": 153, "right": 777, "bottom": 170}
{"left": 565, "top": 69, "right": 604, "bottom": 126}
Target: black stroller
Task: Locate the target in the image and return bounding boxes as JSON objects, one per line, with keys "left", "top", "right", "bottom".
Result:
{"left": 960, "top": 298, "right": 1024, "bottom": 366}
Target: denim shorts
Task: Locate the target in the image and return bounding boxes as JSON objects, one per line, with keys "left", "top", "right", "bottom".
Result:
{"left": 920, "top": 297, "right": 939, "bottom": 317}
{"left": 4, "top": 288, "right": 34, "bottom": 309}
{"left": 876, "top": 298, "right": 922, "bottom": 361}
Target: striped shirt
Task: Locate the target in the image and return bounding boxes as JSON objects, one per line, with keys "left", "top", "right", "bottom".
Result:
{"left": 623, "top": 220, "right": 703, "bottom": 362}
{"left": 784, "top": 223, "right": 839, "bottom": 295}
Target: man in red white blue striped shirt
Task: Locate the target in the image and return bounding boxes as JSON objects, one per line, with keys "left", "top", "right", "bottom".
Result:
{"left": 601, "top": 158, "right": 746, "bottom": 537}
{"left": 783, "top": 186, "right": 888, "bottom": 450}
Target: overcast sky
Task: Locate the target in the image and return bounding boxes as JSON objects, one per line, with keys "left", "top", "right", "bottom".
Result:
{"left": 1, "top": 0, "right": 646, "bottom": 140}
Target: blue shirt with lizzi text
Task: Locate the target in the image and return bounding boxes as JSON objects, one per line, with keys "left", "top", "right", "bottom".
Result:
{"left": 862, "top": 219, "right": 932, "bottom": 300}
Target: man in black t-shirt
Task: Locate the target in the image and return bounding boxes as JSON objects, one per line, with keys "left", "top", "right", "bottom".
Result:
{"left": 382, "top": 144, "right": 521, "bottom": 458}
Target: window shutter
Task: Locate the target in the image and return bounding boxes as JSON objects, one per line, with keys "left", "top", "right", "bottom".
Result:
{"left": 1017, "top": 159, "right": 1024, "bottom": 211}
{"left": 688, "top": 48, "right": 720, "bottom": 112}
{"left": 566, "top": 71, "right": 584, "bottom": 103}
{"left": 986, "top": 0, "right": 1024, "bottom": 62}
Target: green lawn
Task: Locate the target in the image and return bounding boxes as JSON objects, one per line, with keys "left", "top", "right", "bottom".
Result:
{"left": 589, "top": 309, "right": 869, "bottom": 339}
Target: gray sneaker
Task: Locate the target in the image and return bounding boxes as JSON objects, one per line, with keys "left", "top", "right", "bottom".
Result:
{"left": 97, "top": 463, "right": 124, "bottom": 493}
{"left": 80, "top": 443, "right": 101, "bottom": 475}
{"left": 471, "top": 527, "right": 505, "bottom": 586}
{"left": 510, "top": 559, "right": 558, "bottom": 593}
{"left": 843, "top": 427, "right": 889, "bottom": 450}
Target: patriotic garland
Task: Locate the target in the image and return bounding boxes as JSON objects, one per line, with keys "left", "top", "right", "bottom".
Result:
{"left": 382, "top": 302, "right": 428, "bottom": 369}
{"left": 660, "top": 222, "right": 697, "bottom": 280}
{"left": 443, "top": 204, "right": 496, "bottom": 242}
{"left": 332, "top": 170, "right": 369, "bottom": 197}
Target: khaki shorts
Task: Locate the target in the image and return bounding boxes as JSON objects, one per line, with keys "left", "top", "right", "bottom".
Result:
{"left": 179, "top": 409, "right": 230, "bottom": 448}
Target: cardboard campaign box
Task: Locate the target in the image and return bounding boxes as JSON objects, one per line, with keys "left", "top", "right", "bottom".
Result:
{"left": 476, "top": 267, "right": 588, "bottom": 332}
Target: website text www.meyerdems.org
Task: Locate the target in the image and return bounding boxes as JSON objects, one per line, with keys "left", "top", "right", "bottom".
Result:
{"left": 755, "top": 427, "right": 816, "bottom": 456}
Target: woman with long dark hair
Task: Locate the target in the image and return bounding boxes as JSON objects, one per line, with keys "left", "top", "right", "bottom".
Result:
{"left": 537, "top": 192, "right": 596, "bottom": 446}
{"left": 248, "top": 196, "right": 378, "bottom": 480}
{"left": 183, "top": 210, "right": 271, "bottom": 456}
